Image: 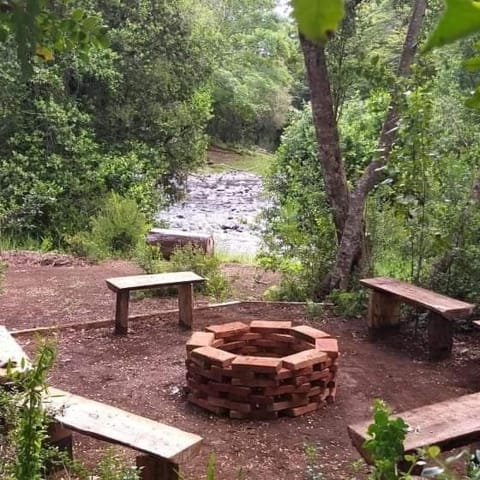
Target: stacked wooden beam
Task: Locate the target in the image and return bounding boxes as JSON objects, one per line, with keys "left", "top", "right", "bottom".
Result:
{"left": 185, "top": 321, "right": 339, "bottom": 419}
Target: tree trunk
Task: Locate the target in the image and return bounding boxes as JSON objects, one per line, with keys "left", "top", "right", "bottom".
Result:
{"left": 300, "top": 36, "right": 350, "bottom": 241}
{"left": 323, "top": 0, "right": 427, "bottom": 293}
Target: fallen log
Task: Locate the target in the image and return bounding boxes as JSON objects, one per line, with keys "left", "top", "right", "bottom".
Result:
{"left": 147, "top": 228, "right": 214, "bottom": 259}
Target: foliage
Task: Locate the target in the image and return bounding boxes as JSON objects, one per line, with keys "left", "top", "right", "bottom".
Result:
{"left": 304, "top": 444, "right": 324, "bottom": 480}
{"left": 1, "top": 340, "right": 56, "bottom": 480}
{"left": 291, "top": 0, "right": 345, "bottom": 44}
{"left": 67, "top": 193, "right": 149, "bottom": 261}
{"left": 327, "top": 289, "right": 367, "bottom": 318}
{"left": 425, "top": 0, "right": 480, "bottom": 52}
{"left": 0, "top": 0, "right": 213, "bottom": 246}
{"left": 363, "top": 399, "right": 409, "bottom": 480}
{"left": 136, "top": 244, "right": 230, "bottom": 302}
{"left": 94, "top": 449, "right": 140, "bottom": 480}
{"left": 0, "top": 1, "right": 108, "bottom": 76}
{"left": 205, "top": 0, "right": 297, "bottom": 149}
{"left": 259, "top": 104, "right": 336, "bottom": 300}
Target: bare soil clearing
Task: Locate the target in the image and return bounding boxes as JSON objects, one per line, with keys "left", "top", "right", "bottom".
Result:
{"left": 2, "top": 251, "right": 480, "bottom": 479}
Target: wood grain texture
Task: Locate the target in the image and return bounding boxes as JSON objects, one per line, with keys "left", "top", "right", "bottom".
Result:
{"left": 43, "top": 388, "right": 202, "bottom": 464}
{"left": 367, "top": 290, "right": 401, "bottom": 329}
{"left": 348, "top": 392, "right": 480, "bottom": 462}
{"left": 178, "top": 283, "right": 193, "bottom": 329}
{"left": 106, "top": 272, "right": 204, "bottom": 292}
{"left": 361, "top": 277, "right": 474, "bottom": 319}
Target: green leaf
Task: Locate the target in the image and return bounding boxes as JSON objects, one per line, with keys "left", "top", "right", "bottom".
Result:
{"left": 71, "top": 8, "right": 85, "bottom": 22}
{"left": 426, "top": 445, "right": 441, "bottom": 458}
{"left": 464, "top": 56, "right": 480, "bottom": 71}
{"left": 291, "top": 0, "right": 345, "bottom": 44}
{"left": 424, "top": 0, "right": 480, "bottom": 52}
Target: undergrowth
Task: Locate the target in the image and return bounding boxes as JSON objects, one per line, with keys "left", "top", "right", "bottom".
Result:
{"left": 135, "top": 244, "right": 231, "bottom": 301}
{"left": 66, "top": 193, "right": 150, "bottom": 261}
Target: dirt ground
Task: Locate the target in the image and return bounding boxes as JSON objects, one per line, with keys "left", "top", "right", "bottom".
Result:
{"left": 2, "top": 251, "right": 480, "bottom": 479}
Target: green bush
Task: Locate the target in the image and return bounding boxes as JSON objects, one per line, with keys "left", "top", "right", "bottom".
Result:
{"left": 67, "top": 193, "right": 149, "bottom": 261}
{"left": 135, "top": 244, "right": 230, "bottom": 301}
{"left": 327, "top": 289, "right": 367, "bottom": 318}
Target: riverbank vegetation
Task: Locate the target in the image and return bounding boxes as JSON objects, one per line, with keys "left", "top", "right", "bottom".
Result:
{"left": 2, "top": 0, "right": 480, "bottom": 311}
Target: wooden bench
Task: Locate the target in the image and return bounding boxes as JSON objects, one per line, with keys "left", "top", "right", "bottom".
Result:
{"left": 360, "top": 277, "right": 475, "bottom": 360}
{"left": 43, "top": 388, "right": 202, "bottom": 479}
{"left": 1, "top": 325, "right": 203, "bottom": 479}
{"left": 106, "top": 271, "right": 205, "bottom": 334}
{"left": 348, "top": 392, "right": 480, "bottom": 463}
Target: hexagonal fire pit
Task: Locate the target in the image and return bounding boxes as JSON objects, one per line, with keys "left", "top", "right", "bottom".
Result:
{"left": 185, "top": 321, "right": 339, "bottom": 419}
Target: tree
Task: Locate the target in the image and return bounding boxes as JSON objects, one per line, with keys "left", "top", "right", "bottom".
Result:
{"left": 295, "top": 0, "right": 427, "bottom": 295}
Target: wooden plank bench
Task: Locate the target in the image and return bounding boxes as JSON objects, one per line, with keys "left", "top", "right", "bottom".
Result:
{"left": 1, "top": 325, "right": 203, "bottom": 479}
{"left": 348, "top": 392, "right": 480, "bottom": 463}
{"left": 360, "top": 277, "right": 475, "bottom": 360}
{"left": 106, "top": 271, "right": 205, "bottom": 334}
{"left": 43, "top": 388, "right": 202, "bottom": 479}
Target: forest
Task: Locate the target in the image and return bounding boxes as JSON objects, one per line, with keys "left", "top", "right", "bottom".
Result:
{"left": 1, "top": 0, "right": 480, "bottom": 305}
{"left": 3, "top": 2, "right": 480, "bottom": 480}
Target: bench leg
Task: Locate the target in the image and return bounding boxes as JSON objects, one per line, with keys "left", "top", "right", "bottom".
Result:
{"left": 427, "top": 313, "right": 453, "bottom": 361}
{"left": 45, "top": 422, "right": 73, "bottom": 474}
{"left": 114, "top": 290, "right": 130, "bottom": 335}
{"left": 178, "top": 283, "right": 193, "bottom": 329}
{"left": 367, "top": 290, "right": 401, "bottom": 339}
{"left": 136, "top": 454, "right": 179, "bottom": 480}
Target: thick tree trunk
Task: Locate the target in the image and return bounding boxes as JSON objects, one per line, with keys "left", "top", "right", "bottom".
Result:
{"left": 300, "top": 36, "right": 350, "bottom": 241}
{"left": 324, "top": 0, "right": 427, "bottom": 293}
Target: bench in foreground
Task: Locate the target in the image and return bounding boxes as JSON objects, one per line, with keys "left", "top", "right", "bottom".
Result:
{"left": 360, "top": 277, "right": 475, "bottom": 360}
{"left": 1, "top": 325, "right": 203, "bottom": 479}
{"left": 44, "top": 388, "right": 202, "bottom": 479}
{"left": 348, "top": 392, "right": 480, "bottom": 463}
{"left": 106, "top": 271, "right": 205, "bottom": 334}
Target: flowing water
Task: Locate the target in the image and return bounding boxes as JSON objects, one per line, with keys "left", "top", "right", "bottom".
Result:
{"left": 156, "top": 171, "right": 268, "bottom": 255}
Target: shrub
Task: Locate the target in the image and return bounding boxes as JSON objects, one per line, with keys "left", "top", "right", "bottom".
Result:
{"left": 135, "top": 244, "right": 231, "bottom": 301}
{"left": 327, "top": 289, "right": 368, "bottom": 318}
{"left": 67, "top": 193, "right": 149, "bottom": 261}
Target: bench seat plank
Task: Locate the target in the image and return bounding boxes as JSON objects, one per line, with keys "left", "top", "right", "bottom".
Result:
{"left": 44, "top": 388, "right": 202, "bottom": 464}
{"left": 348, "top": 392, "right": 480, "bottom": 461}
{"left": 0, "top": 325, "right": 31, "bottom": 370}
{"left": 360, "top": 277, "right": 474, "bottom": 319}
{"left": 106, "top": 272, "right": 204, "bottom": 292}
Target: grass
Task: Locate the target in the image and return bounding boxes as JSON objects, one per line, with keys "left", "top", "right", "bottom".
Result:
{"left": 203, "top": 147, "right": 274, "bottom": 177}
{"left": 214, "top": 249, "right": 258, "bottom": 265}
{"left": 0, "top": 234, "right": 53, "bottom": 252}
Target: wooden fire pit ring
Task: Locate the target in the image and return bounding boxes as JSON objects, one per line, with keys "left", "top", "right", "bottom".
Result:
{"left": 185, "top": 321, "right": 339, "bottom": 419}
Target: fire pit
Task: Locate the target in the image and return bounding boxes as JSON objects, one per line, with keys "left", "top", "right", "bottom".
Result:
{"left": 185, "top": 321, "right": 339, "bottom": 419}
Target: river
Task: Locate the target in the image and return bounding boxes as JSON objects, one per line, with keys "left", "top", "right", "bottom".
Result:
{"left": 156, "top": 171, "right": 268, "bottom": 255}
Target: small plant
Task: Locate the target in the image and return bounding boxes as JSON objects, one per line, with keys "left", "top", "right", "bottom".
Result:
{"left": 306, "top": 301, "right": 324, "bottom": 319}
{"left": 304, "top": 444, "right": 324, "bottom": 480}
{"left": 95, "top": 449, "right": 140, "bottom": 480}
{"left": 136, "top": 244, "right": 231, "bottom": 301}
{"left": 67, "top": 193, "right": 150, "bottom": 261}
{"left": 327, "top": 289, "right": 367, "bottom": 318}
{"left": 363, "top": 399, "right": 409, "bottom": 480}
{"left": 1, "top": 341, "right": 57, "bottom": 480}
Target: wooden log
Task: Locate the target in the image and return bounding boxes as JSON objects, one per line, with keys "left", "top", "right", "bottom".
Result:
{"left": 136, "top": 454, "right": 179, "bottom": 480}
{"left": 427, "top": 313, "right": 453, "bottom": 361}
{"left": 147, "top": 228, "right": 214, "bottom": 259}
{"left": 367, "top": 290, "right": 401, "bottom": 339}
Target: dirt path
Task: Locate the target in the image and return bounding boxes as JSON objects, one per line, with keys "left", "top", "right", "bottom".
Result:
{"left": 2, "top": 251, "right": 480, "bottom": 479}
